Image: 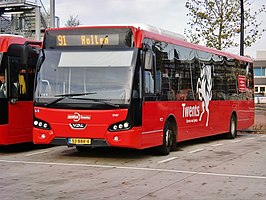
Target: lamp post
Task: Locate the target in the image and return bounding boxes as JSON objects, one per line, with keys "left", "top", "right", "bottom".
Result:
{"left": 35, "top": 5, "right": 41, "bottom": 40}
{"left": 240, "top": 0, "right": 244, "bottom": 56}
{"left": 50, "top": 0, "right": 55, "bottom": 28}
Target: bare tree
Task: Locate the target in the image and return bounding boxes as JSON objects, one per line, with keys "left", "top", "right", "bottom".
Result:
{"left": 185, "top": 0, "right": 266, "bottom": 50}
{"left": 65, "top": 15, "right": 81, "bottom": 27}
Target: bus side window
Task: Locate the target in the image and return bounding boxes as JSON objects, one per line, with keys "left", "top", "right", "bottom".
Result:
{"left": 19, "top": 70, "right": 27, "bottom": 95}
{"left": 9, "top": 57, "right": 19, "bottom": 99}
{"left": 144, "top": 50, "right": 155, "bottom": 94}
{"left": 155, "top": 70, "right": 162, "bottom": 94}
{"left": 144, "top": 71, "right": 154, "bottom": 93}
{"left": 0, "top": 55, "right": 7, "bottom": 98}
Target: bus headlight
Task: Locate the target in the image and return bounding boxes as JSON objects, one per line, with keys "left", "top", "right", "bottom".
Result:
{"left": 108, "top": 121, "right": 131, "bottom": 132}
{"left": 123, "top": 122, "right": 130, "bottom": 128}
{"left": 34, "top": 118, "right": 51, "bottom": 130}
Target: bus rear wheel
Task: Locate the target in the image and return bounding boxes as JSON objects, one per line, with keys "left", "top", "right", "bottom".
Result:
{"left": 225, "top": 115, "right": 237, "bottom": 139}
{"left": 156, "top": 121, "right": 176, "bottom": 155}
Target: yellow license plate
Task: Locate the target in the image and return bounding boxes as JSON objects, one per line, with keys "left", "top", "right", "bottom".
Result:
{"left": 68, "top": 138, "right": 91, "bottom": 145}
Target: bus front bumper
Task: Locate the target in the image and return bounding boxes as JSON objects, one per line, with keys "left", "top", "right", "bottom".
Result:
{"left": 33, "top": 127, "right": 143, "bottom": 149}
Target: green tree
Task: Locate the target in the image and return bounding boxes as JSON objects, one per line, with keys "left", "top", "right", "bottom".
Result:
{"left": 185, "top": 0, "right": 266, "bottom": 50}
{"left": 65, "top": 15, "right": 81, "bottom": 27}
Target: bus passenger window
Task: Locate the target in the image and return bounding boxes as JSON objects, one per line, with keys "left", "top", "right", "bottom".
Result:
{"left": 155, "top": 70, "right": 162, "bottom": 94}
{"left": 144, "top": 50, "right": 155, "bottom": 94}
{"left": 9, "top": 58, "right": 20, "bottom": 98}
{"left": 19, "top": 70, "right": 27, "bottom": 95}
{"left": 0, "top": 72, "right": 7, "bottom": 98}
{"left": 144, "top": 71, "right": 154, "bottom": 93}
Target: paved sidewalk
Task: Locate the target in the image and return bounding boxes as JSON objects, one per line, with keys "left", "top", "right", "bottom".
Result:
{"left": 250, "top": 104, "right": 266, "bottom": 132}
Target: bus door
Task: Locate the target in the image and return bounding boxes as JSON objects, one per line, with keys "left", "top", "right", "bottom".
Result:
{"left": 0, "top": 53, "right": 8, "bottom": 143}
{"left": 141, "top": 50, "right": 164, "bottom": 147}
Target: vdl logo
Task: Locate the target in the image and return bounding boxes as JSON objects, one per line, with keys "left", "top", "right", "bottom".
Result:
{"left": 69, "top": 123, "right": 87, "bottom": 129}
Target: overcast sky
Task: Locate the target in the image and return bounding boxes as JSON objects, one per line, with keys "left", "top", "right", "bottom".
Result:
{"left": 41, "top": 0, "right": 266, "bottom": 58}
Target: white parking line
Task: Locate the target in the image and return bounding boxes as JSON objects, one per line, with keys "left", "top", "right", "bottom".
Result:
{"left": 188, "top": 148, "right": 204, "bottom": 154}
{"left": 24, "top": 150, "right": 50, "bottom": 157}
{"left": 246, "top": 137, "right": 255, "bottom": 140}
{"left": 231, "top": 139, "right": 242, "bottom": 143}
{"left": 211, "top": 143, "right": 224, "bottom": 147}
{"left": 0, "top": 159, "right": 266, "bottom": 180}
{"left": 157, "top": 157, "right": 177, "bottom": 164}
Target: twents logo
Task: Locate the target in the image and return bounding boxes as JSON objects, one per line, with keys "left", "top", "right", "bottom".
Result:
{"left": 182, "top": 64, "right": 213, "bottom": 127}
{"left": 196, "top": 64, "right": 212, "bottom": 127}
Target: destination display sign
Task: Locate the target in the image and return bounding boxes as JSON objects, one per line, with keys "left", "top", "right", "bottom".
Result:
{"left": 56, "top": 34, "right": 119, "bottom": 47}
{"left": 45, "top": 28, "right": 133, "bottom": 49}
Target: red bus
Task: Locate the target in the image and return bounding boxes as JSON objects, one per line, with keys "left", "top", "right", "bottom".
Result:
{"left": 0, "top": 35, "right": 40, "bottom": 145}
{"left": 32, "top": 24, "right": 254, "bottom": 155}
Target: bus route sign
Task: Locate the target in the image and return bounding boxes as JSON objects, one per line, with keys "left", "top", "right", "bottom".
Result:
{"left": 56, "top": 34, "right": 119, "bottom": 47}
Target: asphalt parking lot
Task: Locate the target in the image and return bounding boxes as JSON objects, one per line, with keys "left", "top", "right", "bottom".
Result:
{"left": 0, "top": 104, "right": 265, "bottom": 200}
{"left": 0, "top": 132, "right": 266, "bottom": 200}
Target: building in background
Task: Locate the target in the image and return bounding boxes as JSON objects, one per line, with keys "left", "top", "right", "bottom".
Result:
{"left": 254, "top": 51, "right": 266, "bottom": 96}
{"left": 0, "top": 0, "right": 58, "bottom": 40}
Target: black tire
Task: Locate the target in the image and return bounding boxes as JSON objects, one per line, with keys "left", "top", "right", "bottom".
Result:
{"left": 226, "top": 115, "right": 237, "bottom": 139}
{"left": 156, "top": 121, "right": 176, "bottom": 155}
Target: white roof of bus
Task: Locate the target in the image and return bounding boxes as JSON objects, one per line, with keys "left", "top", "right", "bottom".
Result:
{"left": 55, "top": 24, "right": 251, "bottom": 62}
{"left": 0, "top": 34, "right": 23, "bottom": 38}
{"left": 77, "top": 23, "right": 186, "bottom": 42}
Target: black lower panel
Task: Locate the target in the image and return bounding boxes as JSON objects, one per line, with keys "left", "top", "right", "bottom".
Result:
{"left": 51, "top": 138, "right": 109, "bottom": 147}
{"left": 0, "top": 99, "right": 8, "bottom": 125}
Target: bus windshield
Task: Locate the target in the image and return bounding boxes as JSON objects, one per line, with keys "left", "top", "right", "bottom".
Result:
{"left": 34, "top": 49, "right": 137, "bottom": 108}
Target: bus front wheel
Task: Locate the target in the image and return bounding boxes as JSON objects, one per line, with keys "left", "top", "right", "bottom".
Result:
{"left": 156, "top": 121, "right": 176, "bottom": 155}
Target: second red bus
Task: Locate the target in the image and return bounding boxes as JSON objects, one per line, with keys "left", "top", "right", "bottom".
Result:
{"left": 0, "top": 35, "right": 40, "bottom": 145}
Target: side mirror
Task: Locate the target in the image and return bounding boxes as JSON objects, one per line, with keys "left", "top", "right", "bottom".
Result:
{"left": 21, "top": 41, "right": 42, "bottom": 67}
{"left": 21, "top": 45, "right": 30, "bottom": 67}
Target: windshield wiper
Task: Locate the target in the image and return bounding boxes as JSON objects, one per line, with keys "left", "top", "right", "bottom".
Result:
{"left": 101, "top": 35, "right": 108, "bottom": 48}
{"left": 44, "top": 92, "right": 120, "bottom": 108}
{"left": 54, "top": 92, "right": 97, "bottom": 97}
{"left": 45, "top": 92, "right": 97, "bottom": 107}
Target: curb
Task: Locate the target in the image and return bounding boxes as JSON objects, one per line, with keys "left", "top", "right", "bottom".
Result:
{"left": 242, "top": 129, "right": 266, "bottom": 133}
